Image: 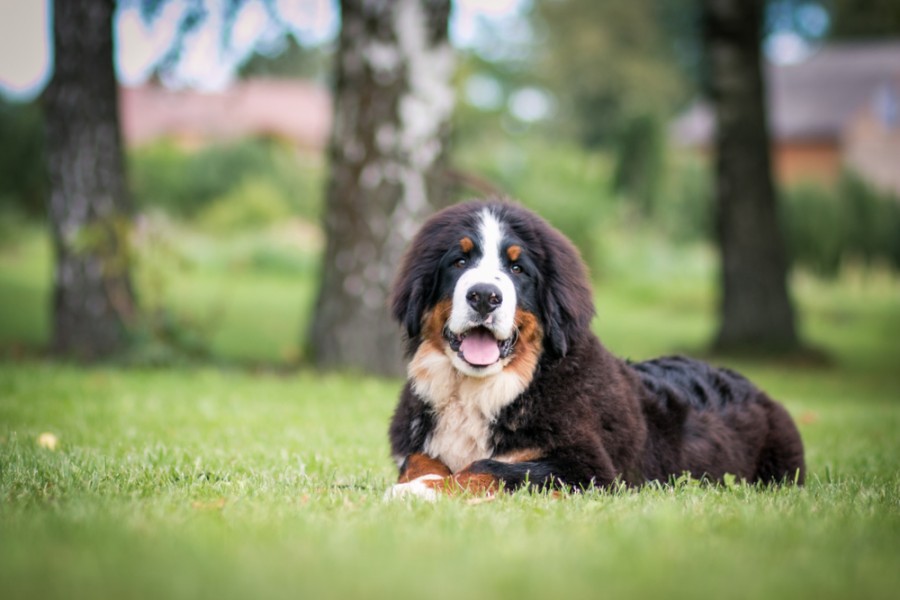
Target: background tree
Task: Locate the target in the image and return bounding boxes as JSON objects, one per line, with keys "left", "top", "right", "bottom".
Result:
{"left": 532, "top": 0, "right": 690, "bottom": 216}
{"left": 307, "top": 0, "right": 455, "bottom": 375}
{"left": 534, "top": 0, "right": 687, "bottom": 148}
{"left": 702, "top": 0, "right": 798, "bottom": 353}
{"left": 43, "top": 0, "right": 135, "bottom": 359}
{"left": 825, "top": 0, "right": 900, "bottom": 39}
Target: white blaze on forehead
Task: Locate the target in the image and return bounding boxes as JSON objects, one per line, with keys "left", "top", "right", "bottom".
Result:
{"left": 447, "top": 208, "right": 517, "bottom": 347}
{"left": 477, "top": 207, "right": 504, "bottom": 273}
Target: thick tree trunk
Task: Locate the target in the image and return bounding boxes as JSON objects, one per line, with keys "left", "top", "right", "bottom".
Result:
{"left": 43, "top": 0, "right": 135, "bottom": 359}
{"left": 308, "top": 0, "right": 454, "bottom": 376}
{"left": 703, "top": 0, "right": 799, "bottom": 353}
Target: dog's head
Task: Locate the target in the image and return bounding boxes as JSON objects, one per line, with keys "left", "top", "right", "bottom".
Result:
{"left": 391, "top": 200, "right": 595, "bottom": 380}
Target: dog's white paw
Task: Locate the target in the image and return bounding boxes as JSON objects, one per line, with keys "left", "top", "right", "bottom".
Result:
{"left": 383, "top": 474, "right": 444, "bottom": 502}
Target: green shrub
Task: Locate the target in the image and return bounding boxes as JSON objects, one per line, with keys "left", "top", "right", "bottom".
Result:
{"left": 612, "top": 113, "right": 665, "bottom": 216}
{"left": 128, "top": 138, "right": 324, "bottom": 222}
{"left": 196, "top": 178, "right": 293, "bottom": 233}
{"left": 781, "top": 173, "right": 900, "bottom": 276}
{"left": 0, "top": 98, "right": 46, "bottom": 217}
{"left": 652, "top": 157, "right": 900, "bottom": 277}
{"left": 841, "top": 174, "right": 900, "bottom": 268}
{"left": 655, "top": 153, "right": 713, "bottom": 242}
{"left": 780, "top": 183, "right": 845, "bottom": 275}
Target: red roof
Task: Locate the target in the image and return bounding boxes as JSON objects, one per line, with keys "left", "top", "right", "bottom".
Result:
{"left": 119, "top": 78, "right": 332, "bottom": 149}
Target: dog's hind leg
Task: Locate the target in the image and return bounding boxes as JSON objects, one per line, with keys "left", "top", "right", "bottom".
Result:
{"left": 753, "top": 398, "right": 806, "bottom": 485}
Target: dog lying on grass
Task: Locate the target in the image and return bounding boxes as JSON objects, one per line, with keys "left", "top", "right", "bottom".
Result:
{"left": 386, "top": 200, "right": 805, "bottom": 499}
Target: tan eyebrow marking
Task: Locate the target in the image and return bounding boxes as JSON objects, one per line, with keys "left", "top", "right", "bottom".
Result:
{"left": 506, "top": 245, "right": 521, "bottom": 262}
{"left": 460, "top": 237, "right": 474, "bottom": 253}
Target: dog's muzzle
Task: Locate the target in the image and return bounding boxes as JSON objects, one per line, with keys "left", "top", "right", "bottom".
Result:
{"left": 444, "top": 325, "right": 517, "bottom": 367}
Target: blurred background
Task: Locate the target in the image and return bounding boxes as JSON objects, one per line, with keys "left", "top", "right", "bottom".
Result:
{"left": 0, "top": 0, "right": 898, "bottom": 373}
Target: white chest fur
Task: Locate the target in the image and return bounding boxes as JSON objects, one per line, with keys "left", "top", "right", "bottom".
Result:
{"left": 410, "top": 345, "right": 530, "bottom": 473}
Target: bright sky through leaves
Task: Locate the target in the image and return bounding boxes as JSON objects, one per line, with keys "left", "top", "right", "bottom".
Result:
{"left": 0, "top": 0, "right": 526, "bottom": 100}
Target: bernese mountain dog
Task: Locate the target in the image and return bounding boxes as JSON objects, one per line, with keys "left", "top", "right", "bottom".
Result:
{"left": 386, "top": 200, "right": 805, "bottom": 500}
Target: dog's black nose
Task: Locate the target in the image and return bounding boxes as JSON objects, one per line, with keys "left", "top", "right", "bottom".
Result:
{"left": 466, "top": 283, "right": 503, "bottom": 316}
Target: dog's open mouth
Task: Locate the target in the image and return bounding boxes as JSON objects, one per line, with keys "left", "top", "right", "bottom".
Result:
{"left": 444, "top": 326, "right": 516, "bottom": 367}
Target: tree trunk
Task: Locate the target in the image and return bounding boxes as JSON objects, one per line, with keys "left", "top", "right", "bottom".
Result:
{"left": 308, "top": 0, "right": 454, "bottom": 376}
{"left": 43, "top": 0, "right": 135, "bottom": 359}
{"left": 703, "top": 0, "right": 799, "bottom": 353}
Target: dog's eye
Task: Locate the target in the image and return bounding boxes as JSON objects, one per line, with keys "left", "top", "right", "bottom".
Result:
{"left": 510, "top": 263, "right": 523, "bottom": 274}
{"left": 454, "top": 258, "right": 467, "bottom": 269}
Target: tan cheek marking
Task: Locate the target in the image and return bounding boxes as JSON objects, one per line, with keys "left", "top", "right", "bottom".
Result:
{"left": 505, "top": 308, "right": 543, "bottom": 383}
{"left": 422, "top": 299, "right": 453, "bottom": 346}
{"left": 460, "top": 237, "right": 474, "bottom": 253}
{"left": 506, "top": 245, "right": 521, "bottom": 262}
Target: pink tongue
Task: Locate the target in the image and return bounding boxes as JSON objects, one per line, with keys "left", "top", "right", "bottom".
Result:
{"left": 460, "top": 329, "right": 500, "bottom": 366}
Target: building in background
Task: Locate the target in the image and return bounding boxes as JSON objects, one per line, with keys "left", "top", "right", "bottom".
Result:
{"left": 119, "top": 78, "right": 332, "bottom": 151}
{"left": 671, "top": 41, "right": 900, "bottom": 196}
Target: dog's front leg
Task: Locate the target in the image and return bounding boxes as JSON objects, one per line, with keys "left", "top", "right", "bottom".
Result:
{"left": 398, "top": 453, "right": 452, "bottom": 482}
{"left": 384, "top": 453, "right": 452, "bottom": 501}
{"left": 385, "top": 454, "right": 503, "bottom": 500}
{"left": 459, "top": 452, "right": 617, "bottom": 492}
{"left": 457, "top": 459, "right": 556, "bottom": 491}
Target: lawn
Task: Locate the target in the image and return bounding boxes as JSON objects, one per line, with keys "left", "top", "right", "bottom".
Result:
{"left": 1, "top": 224, "right": 898, "bottom": 600}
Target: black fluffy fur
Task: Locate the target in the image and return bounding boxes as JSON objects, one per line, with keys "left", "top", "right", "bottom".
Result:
{"left": 389, "top": 200, "right": 805, "bottom": 490}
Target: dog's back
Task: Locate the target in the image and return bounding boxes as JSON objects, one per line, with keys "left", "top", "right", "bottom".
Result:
{"left": 631, "top": 356, "right": 805, "bottom": 484}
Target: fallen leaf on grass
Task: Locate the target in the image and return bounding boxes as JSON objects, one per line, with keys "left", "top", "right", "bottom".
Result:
{"left": 466, "top": 495, "right": 496, "bottom": 505}
{"left": 37, "top": 432, "right": 58, "bottom": 451}
{"left": 191, "top": 498, "right": 226, "bottom": 510}
{"left": 799, "top": 411, "right": 819, "bottom": 425}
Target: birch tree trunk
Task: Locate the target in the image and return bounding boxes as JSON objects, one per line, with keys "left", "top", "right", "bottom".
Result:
{"left": 308, "top": 0, "right": 454, "bottom": 375}
{"left": 703, "top": 0, "right": 799, "bottom": 353}
{"left": 43, "top": 0, "right": 135, "bottom": 359}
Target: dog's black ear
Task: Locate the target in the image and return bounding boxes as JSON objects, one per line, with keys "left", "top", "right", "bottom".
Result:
{"left": 391, "top": 204, "right": 475, "bottom": 351}
{"left": 391, "top": 254, "right": 428, "bottom": 344}
{"left": 391, "top": 227, "right": 447, "bottom": 354}
{"left": 538, "top": 225, "right": 595, "bottom": 357}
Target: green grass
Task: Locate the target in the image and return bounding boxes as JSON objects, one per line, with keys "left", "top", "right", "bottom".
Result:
{"left": 1, "top": 224, "right": 899, "bottom": 600}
